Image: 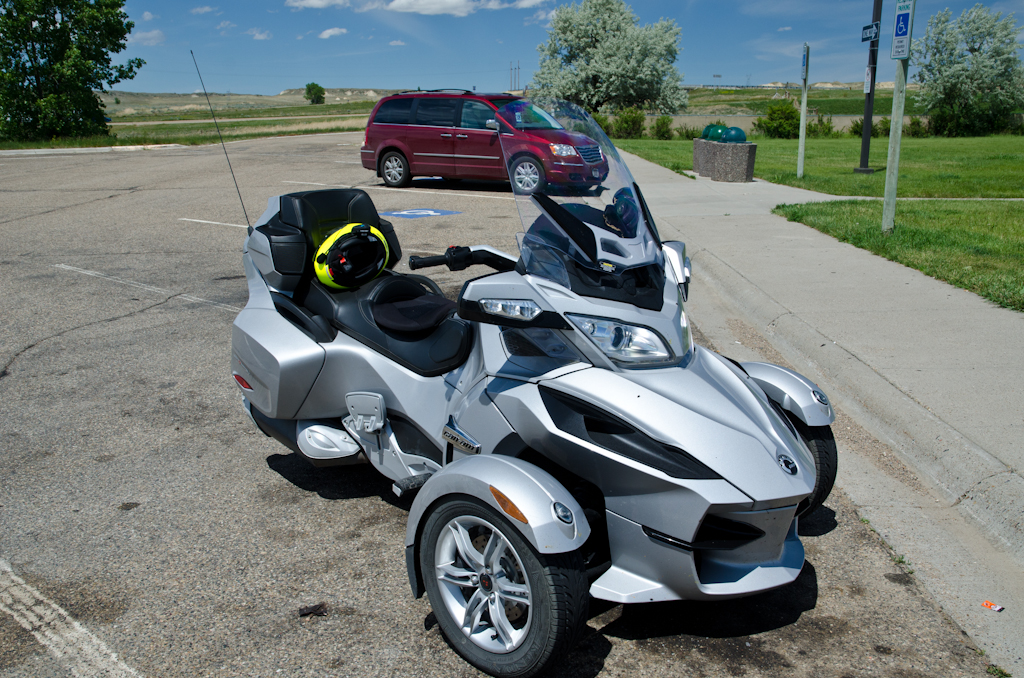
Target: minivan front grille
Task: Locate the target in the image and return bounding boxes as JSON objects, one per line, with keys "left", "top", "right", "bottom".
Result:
{"left": 576, "top": 145, "right": 602, "bottom": 164}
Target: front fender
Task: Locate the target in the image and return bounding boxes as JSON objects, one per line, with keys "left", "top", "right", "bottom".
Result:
{"left": 404, "top": 455, "right": 591, "bottom": 598}
{"left": 740, "top": 361, "right": 835, "bottom": 427}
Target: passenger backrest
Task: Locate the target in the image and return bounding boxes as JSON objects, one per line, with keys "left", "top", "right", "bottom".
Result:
{"left": 278, "top": 189, "right": 402, "bottom": 269}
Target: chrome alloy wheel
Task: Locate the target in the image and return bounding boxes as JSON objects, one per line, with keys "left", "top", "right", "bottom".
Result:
{"left": 434, "top": 516, "right": 533, "bottom": 653}
{"left": 512, "top": 161, "right": 541, "bottom": 193}
{"left": 383, "top": 155, "right": 405, "bottom": 184}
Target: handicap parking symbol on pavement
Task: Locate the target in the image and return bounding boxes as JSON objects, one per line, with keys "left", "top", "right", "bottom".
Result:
{"left": 380, "top": 209, "right": 462, "bottom": 219}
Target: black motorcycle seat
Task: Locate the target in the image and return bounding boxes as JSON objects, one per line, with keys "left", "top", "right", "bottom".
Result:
{"left": 303, "top": 274, "right": 472, "bottom": 378}
{"left": 370, "top": 276, "right": 457, "bottom": 333}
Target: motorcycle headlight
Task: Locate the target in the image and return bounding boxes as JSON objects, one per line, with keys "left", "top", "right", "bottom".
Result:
{"left": 549, "top": 143, "right": 577, "bottom": 157}
{"left": 567, "top": 314, "right": 674, "bottom": 365}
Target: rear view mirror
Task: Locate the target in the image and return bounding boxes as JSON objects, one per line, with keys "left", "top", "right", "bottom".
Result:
{"left": 485, "top": 119, "right": 499, "bottom": 130}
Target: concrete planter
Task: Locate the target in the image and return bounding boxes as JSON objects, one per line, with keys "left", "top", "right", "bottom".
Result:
{"left": 692, "top": 139, "right": 756, "bottom": 182}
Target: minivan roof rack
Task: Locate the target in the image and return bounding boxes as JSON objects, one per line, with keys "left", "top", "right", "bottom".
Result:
{"left": 396, "top": 89, "right": 474, "bottom": 95}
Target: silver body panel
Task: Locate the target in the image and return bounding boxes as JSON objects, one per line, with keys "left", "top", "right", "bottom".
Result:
{"left": 740, "top": 361, "right": 836, "bottom": 427}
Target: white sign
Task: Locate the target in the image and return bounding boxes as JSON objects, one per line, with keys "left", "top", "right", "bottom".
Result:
{"left": 801, "top": 44, "right": 809, "bottom": 80}
{"left": 864, "top": 66, "right": 872, "bottom": 94}
{"left": 891, "top": 0, "right": 916, "bottom": 59}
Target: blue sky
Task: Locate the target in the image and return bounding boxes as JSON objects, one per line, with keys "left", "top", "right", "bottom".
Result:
{"left": 120, "top": 0, "right": 1024, "bottom": 95}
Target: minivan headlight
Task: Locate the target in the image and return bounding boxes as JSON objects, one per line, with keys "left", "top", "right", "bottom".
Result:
{"left": 567, "top": 314, "right": 673, "bottom": 365}
{"left": 549, "top": 144, "right": 577, "bottom": 157}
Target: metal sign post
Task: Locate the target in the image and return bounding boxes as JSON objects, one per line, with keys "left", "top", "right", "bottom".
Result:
{"left": 797, "top": 43, "right": 809, "bottom": 179}
{"left": 856, "top": 2, "right": 884, "bottom": 174}
{"left": 882, "top": 0, "right": 916, "bottom": 233}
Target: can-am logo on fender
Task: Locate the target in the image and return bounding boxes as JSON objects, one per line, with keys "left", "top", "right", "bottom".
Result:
{"left": 443, "top": 417, "right": 480, "bottom": 454}
{"left": 777, "top": 454, "right": 798, "bottom": 475}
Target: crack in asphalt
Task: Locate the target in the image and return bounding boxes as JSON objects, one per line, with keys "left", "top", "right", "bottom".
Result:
{"left": 0, "top": 186, "right": 142, "bottom": 227}
{"left": 0, "top": 294, "right": 179, "bottom": 383}
{"left": 951, "top": 469, "right": 1022, "bottom": 506}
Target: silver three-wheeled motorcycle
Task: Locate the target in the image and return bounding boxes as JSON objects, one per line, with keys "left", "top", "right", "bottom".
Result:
{"left": 230, "top": 99, "right": 837, "bottom": 677}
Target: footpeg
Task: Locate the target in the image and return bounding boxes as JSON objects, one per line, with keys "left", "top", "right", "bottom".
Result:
{"left": 345, "top": 392, "right": 386, "bottom": 432}
{"left": 392, "top": 473, "right": 432, "bottom": 498}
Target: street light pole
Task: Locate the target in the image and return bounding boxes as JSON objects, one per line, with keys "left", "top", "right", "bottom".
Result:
{"left": 856, "top": 0, "right": 884, "bottom": 174}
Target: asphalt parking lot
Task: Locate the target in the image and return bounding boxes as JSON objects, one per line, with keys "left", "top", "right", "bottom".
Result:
{"left": 0, "top": 133, "right": 993, "bottom": 677}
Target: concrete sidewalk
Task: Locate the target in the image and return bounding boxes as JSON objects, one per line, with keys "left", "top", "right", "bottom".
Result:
{"left": 623, "top": 152, "right": 1023, "bottom": 671}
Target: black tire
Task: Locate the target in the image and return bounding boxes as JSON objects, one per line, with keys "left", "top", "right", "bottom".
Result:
{"left": 420, "top": 496, "right": 588, "bottom": 678}
{"left": 380, "top": 151, "right": 411, "bottom": 187}
{"left": 790, "top": 417, "right": 838, "bottom": 518}
{"left": 509, "top": 156, "right": 545, "bottom": 195}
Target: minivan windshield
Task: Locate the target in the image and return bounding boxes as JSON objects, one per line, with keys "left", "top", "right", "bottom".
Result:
{"left": 500, "top": 101, "right": 564, "bottom": 131}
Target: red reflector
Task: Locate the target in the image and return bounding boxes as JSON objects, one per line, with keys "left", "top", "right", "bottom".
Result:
{"left": 233, "top": 374, "right": 253, "bottom": 390}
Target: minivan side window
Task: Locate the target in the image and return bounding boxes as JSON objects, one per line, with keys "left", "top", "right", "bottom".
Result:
{"left": 374, "top": 98, "right": 413, "bottom": 124}
{"left": 414, "top": 98, "right": 457, "bottom": 127}
{"left": 459, "top": 101, "right": 495, "bottom": 130}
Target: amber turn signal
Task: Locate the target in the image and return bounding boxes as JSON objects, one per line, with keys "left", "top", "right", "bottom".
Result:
{"left": 489, "top": 485, "right": 528, "bottom": 524}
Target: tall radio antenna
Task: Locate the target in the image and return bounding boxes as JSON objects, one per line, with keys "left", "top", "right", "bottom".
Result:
{"left": 190, "top": 50, "right": 250, "bottom": 227}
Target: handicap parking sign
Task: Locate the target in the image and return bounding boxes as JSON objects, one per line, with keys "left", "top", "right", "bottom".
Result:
{"left": 890, "top": 0, "right": 916, "bottom": 59}
{"left": 381, "top": 209, "right": 462, "bottom": 219}
{"left": 895, "top": 13, "right": 909, "bottom": 36}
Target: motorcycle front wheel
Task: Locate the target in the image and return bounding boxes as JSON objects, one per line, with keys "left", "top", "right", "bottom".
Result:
{"left": 789, "top": 417, "right": 838, "bottom": 518}
{"left": 420, "top": 496, "right": 588, "bottom": 678}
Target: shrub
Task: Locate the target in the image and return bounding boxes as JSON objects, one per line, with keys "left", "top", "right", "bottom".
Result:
{"left": 849, "top": 117, "right": 891, "bottom": 137}
{"left": 590, "top": 111, "right": 612, "bottom": 136}
{"left": 675, "top": 124, "right": 704, "bottom": 139}
{"left": 907, "top": 117, "right": 930, "bottom": 137}
{"left": 612, "top": 107, "right": 646, "bottom": 139}
{"left": 752, "top": 102, "right": 800, "bottom": 139}
{"left": 651, "top": 115, "right": 673, "bottom": 140}
{"left": 806, "top": 114, "right": 837, "bottom": 138}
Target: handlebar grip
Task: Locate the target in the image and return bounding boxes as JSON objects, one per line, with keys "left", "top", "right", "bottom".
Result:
{"left": 408, "top": 254, "right": 448, "bottom": 270}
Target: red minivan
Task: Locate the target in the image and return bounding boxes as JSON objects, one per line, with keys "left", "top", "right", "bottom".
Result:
{"left": 360, "top": 90, "right": 609, "bottom": 194}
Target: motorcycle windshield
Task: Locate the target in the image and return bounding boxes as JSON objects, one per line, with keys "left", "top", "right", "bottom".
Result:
{"left": 495, "top": 99, "right": 666, "bottom": 311}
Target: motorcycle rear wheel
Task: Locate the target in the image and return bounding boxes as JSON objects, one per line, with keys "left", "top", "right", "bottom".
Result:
{"left": 420, "top": 496, "right": 588, "bottom": 678}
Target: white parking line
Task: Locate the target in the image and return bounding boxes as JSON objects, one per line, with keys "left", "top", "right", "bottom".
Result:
{"left": 178, "top": 218, "right": 248, "bottom": 228}
{"left": 0, "top": 559, "right": 142, "bottom": 678}
{"left": 281, "top": 180, "right": 516, "bottom": 201}
{"left": 53, "top": 264, "right": 241, "bottom": 312}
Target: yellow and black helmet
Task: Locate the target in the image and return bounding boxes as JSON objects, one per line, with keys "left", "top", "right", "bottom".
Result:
{"left": 313, "top": 223, "right": 390, "bottom": 290}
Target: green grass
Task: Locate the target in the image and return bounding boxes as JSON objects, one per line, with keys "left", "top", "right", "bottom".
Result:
{"left": 615, "top": 136, "right": 1024, "bottom": 198}
{"left": 687, "top": 87, "right": 928, "bottom": 116}
{"left": 0, "top": 117, "right": 367, "bottom": 150}
{"left": 111, "top": 99, "right": 375, "bottom": 122}
{"left": 773, "top": 200, "right": 1024, "bottom": 312}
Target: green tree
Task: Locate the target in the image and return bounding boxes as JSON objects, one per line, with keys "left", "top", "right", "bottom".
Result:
{"left": 0, "top": 0, "right": 143, "bottom": 140}
{"left": 530, "top": 0, "right": 686, "bottom": 114}
{"left": 304, "top": 82, "right": 325, "bottom": 105}
{"left": 912, "top": 4, "right": 1024, "bottom": 136}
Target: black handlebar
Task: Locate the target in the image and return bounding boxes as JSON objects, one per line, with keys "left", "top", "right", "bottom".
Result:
{"left": 408, "top": 246, "right": 516, "bottom": 273}
{"left": 408, "top": 254, "right": 449, "bottom": 270}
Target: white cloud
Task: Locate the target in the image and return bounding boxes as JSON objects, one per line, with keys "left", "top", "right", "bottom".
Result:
{"left": 778, "top": 26, "right": 791, "bottom": 31}
{"left": 285, "top": 0, "right": 350, "bottom": 7}
{"left": 245, "top": 27, "right": 272, "bottom": 39}
{"left": 217, "top": 20, "right": 235, "bottom": 29}
{"left": 191, "top": 5, "right": 216, "bottom": 14}
{"left": 142, "top": 11, "right": 156, "bottom": 21}
{"left": 319, "top": 27, "right": 348, "bottom": 38}
{"left": 524, "top": 8, "right": 553, "bottom": 25}
{"left": 128, "top": 29, "right": 165, "bottom": 45}
{"left": 390, "top": 39, "right": 405, "bottom": 45}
